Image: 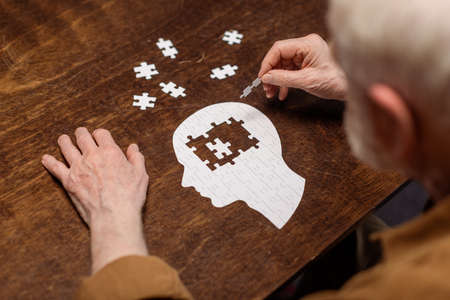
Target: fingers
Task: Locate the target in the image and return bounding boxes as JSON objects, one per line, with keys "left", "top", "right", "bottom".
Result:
{"left": 259, "top": 38, "right": 309, "bottom": 99}
{"left": 41, "top": 155, "right": 88, "bottom": 223}
{"left": 58, "top": 135, "right": 82, "bottom": 165}
{"left": 258, "top": 42, "right": 282, "bottom": 78}
{"left": 268, "top": 84, "right": 279, "bottom": 99}
{"left": 41, "top": 154, "right": 69, "bottom": 182}
{"left": 261, "top": 69, "right": 305, "bottom": 89}
{"left": 92, "top": 128, "right": 119, "bottom": 148}
{"left": 75, "top": 127, "right": 97, "bottom": 154}
{"left": 277, "top": 59, "right": 294, "bottom": 100}
{"left": 126, "top": 144, "right": 146, "bottom": 171}
{"left": 258, "top": 38, "right": 304, "bottom": 78}
{"left": 279, "top": 87, "right": 289, "bottom": 101}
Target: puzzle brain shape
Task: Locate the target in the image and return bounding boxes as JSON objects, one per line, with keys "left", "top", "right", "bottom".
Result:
{"left": 186, "top": 117, "right": 260, "bottom": 171}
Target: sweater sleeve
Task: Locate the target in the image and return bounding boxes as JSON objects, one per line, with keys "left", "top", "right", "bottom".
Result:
{"left": 77, "top": 255, "right": 193, "bottom": 300}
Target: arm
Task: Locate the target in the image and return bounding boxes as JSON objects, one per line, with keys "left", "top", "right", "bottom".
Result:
{"left": 42, "top": 128, "right": 192, "bottom": 299}
{"left": 258, "top": 34, "right": 348, "bottom": 101}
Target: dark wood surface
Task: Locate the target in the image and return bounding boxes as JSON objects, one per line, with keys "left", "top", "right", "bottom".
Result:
{"left": 0, "top": 1, "right": 405, "bottom": 299}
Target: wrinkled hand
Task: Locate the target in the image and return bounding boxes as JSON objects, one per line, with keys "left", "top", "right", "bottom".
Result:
{"left": 42, "top": 127, "right": 149, "bottom": 273}
{"left": 258, "top": 34, "right": 348, "bottom": 101}
{"left": 42, "top": 127, "right": 149, "bottom": 225}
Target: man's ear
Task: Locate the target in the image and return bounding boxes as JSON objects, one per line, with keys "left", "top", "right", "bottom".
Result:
{"left": 367, "top": 84, "right": 416, "bottom": 163}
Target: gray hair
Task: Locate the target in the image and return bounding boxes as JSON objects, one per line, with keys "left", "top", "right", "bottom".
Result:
{"left": 328, "top": 0, "right": 450, "bottom": 122}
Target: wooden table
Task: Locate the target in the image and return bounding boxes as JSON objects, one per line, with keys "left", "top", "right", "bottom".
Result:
{"left": 0, "top": 1, "right": 405, "bottom": 299}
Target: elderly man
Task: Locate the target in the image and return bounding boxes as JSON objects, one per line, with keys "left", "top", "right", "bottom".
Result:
{"left": 41, "top": 0, "right": 450, "bottom": 299}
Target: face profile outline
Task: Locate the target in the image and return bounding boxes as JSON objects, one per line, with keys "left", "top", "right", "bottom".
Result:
{"left": 173, "top": 102, "right": 305, "bottom": 229}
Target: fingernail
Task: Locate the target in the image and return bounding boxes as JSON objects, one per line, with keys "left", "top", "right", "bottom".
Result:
{"left": 262, "top": 74, "right": 272, "bottom": 83}
{"left": 132, "top": 144, "right": 139, "bottom": 151}
{"left": 41, "top": 155, "right": 49, "bottom": 164}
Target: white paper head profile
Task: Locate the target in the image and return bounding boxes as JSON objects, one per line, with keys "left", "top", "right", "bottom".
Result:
{"left": 173, "top": 102, "right": 305, "bottom": 229}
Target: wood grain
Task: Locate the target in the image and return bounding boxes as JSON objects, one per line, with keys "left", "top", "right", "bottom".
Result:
{"left": 0, "top": 1, "right": 405, "bottom": 299}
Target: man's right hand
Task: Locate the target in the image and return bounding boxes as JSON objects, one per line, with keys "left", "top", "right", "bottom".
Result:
{"left": 258, "top": 34, "right": 348, "bottom": 101}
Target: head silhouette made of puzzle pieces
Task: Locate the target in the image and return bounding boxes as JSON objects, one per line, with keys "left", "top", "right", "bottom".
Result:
{"left": 172, "top": 102, "right": 305, "bottom": 229}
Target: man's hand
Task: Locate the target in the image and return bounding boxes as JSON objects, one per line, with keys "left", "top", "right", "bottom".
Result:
{"left": 258, "top": 34, "right": 348, "bottom": 101}
{"left": 42, "top": 127, "right": 150, "bottom": 274}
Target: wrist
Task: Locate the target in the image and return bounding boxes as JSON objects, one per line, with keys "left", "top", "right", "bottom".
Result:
{"left": 90, "top": 209, "right": 142, "bottom": 232}
{"left": 89, "top": 211, "right": 149, "bottom": 274}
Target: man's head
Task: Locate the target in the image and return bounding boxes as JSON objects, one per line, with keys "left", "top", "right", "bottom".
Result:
{"left": 328, "top": 0, "right": 450, "bottom": 198}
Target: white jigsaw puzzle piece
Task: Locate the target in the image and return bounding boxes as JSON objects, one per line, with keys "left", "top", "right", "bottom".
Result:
{"left": 240, "top": 86, "right": 252, "bottom": 98}
{"left": 156, "top": 38, "right": 178, "bottom": 59}
{"left": 252, "top": 78, "right": 261, "bottom": 88}
{"left": 160, "top": 82, "right": 186, "bottom": 98}
{"left": 222, "top": 30, "right": 243, "bottom": 45}
{"left": 133, "top": 93, "right": 156, "bottom": 110}
{"left": 240, "top": 78, "right": 262, "bottom": 99}
{"left": 210, "top": 64, "right": 238, "bottom": 80}
{"left": 133, "top": 62, "right": 159, "bottom": 80}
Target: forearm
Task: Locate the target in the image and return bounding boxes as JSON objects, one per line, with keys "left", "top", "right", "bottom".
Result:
{"left": 90, "top": 212, "right": 149, "bottom": 274}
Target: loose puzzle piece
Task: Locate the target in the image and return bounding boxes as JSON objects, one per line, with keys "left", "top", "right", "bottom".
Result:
{"left": 206, "top": 138, "right": 232, "bottom": 159}
{"left": 133, "top": 62, "right": 159, "bottom": 80}
{"left": 210, "top": 64, "right": 238, "bottom": 80}
{"left": 186, "top": 117, "right": 259, "bottom": 170}
{"left": 156, "top": 38, "right": 178, "bottom": 59}
{"left": 240, "top": 78, "right": 262, "bottom": 99}
{"left": 222, "top": 30, "right": 243, "bottom": 45}
{"left": 160, "top": 82, "right": 186, "bottom": 98}
{"left": 133, "top": 93, "right": 156, "bottom": 110}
